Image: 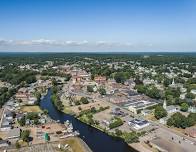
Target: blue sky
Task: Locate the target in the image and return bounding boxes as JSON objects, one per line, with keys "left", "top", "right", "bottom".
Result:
{"left": 0, "top": 0, "right": 196, "bottom": 52}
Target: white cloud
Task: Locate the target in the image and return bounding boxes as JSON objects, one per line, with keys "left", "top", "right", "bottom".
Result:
{"left": 3, "top": 38, "right": 188, "bottom": 52}
{"left": 0, "top": 39, "right": 13, "bottom": 45}
{"left": 0, "top": 39, "right": 134, "bottom": 47}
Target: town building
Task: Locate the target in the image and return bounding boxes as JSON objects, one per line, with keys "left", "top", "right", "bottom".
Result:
{"left": 163, "top": 100, "right": 180, "bottom": 114}
{"left": 0, "top": 140, "right": 9, "bottom": 148}
{"left": 127, "top": 100, "right": 158, "bottom": 114}
{"left": 128, "top": 119, "right": 150, "bottom": 130}
{"left": 94, "top": 76, "right": 107, "bottom": 85}
{"left": 191, "top": 89, "right": 196, "bottom": 95}
{"left": 7, "top": 128, "right": 21, "bottom": 142}
{"left": 188, "top": 106, "right": 196, "bottom": 113}
{"left": 141, "top": 109, "right": 152, "bottom": 116}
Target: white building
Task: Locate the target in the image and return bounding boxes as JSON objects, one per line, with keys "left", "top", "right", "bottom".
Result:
{"left": 163, "top": 100, "right": 180, "bottom": 114}
{"left": 141, "top": 109, "right": 152, "bottom": 116}
{"left": 191, "top": 89, "right": 196, "bottom": 95}
{"left": 188, "top": 106, "right": 196, "bottom": 113}
{"left": 128, "top": 119, "right": 150, "bottom": 130}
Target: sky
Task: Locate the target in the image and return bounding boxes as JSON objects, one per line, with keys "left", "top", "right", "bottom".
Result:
{"left": 0, "top": 0, "right": 196, "bottom": 52}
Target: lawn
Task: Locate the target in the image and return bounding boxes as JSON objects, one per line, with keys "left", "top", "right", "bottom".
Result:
{"left": 61, "top": 137, "right": 86, "bottom": 152}
{"left": 63, "top": 106, "right": 74, "bottom": 115}
{"left": 21, "top": 105, "right": 43, "bottom": 113}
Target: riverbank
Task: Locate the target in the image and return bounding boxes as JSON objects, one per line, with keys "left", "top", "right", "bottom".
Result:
{"left": 40, "top": 88, "right": 137, "bottom": 152}
{"left": 51, "top": 95, "right": 140, "bottom": 151}
{"left": 59, "top": 107, "right": 140, "bottom": 152}
{"left": 60, "top": 137, "right": 92, "bottom": 152}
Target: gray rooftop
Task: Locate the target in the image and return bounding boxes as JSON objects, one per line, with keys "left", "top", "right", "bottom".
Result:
{"left": 7, "top": 128, "right": 21, "bottom": 139}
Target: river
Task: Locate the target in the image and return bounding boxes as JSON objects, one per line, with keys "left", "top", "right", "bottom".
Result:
{"left": 40, "top": 89, "right": 137, "bottom": 152}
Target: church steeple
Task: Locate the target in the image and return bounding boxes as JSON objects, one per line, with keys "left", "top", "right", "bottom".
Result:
{"left": 172, "top": 78, "right": 175, "bottom": 85}
{"left": 163, "top": 100, "right": 167, "bottom": 110}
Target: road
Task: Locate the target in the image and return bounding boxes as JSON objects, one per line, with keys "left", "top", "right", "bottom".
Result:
{"left": 65, "top": 81, "right": 196, "bottom": 149}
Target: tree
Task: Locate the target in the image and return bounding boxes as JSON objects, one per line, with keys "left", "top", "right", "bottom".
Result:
{"left": 163, "top": 78, "right": 172, "bottom": 87}
{"left": 87, "top": 85, "right": 94, "bottom": 92}
{"left": 115, "top": 129, "right": 122, "bottom": 136}
{"left": 109, "top": 117, "right": 123, "bottom": 129}
{"left": 187, "top": 113, "right": 196, "bottom": 126}
{"left": 180, "top": 103, "right": 189, "bottom": 112}
{"left": 90, "top": 107, "right": 97, "bottom": 113}
{"left": 114, "top": 72, "right": 127, "bottom": 84}
{"left": 64, "top": 74, "right": 71, "bottom": 81}
{"left": 18, "top": 116, "right": 26, "bottom": 126}
{"left": 75, "top": 100, "right": 81, "bottom": 105}
{"left": 167, "top": 112, "right": 188, "bottom": 128}
{"left": 124, "top": 131, "right": 139, "bottom": 143}
{"left": 21, "top": 130, "right": 30, "bottom": 142}
{"left": 154, "top": 106, "right": 167, "bottom": 119}
{"left": 35, "top": 92, "right": 41, "bottom": 104}
{"left": 98, "top": 87, "right": 106, "bottom": 95}
{"left": 146, "top": 86, "right": 161, "bottom": 99}
{"left": 80, "top": 97, "right": 89, "bottom": 104}
{"left": 43, "top": 109, "right": 48, "bottom": 115}
{"left": 186, "top": 93, "right": 195, "bottom": 99}
{"left": 135, "top": 85, "right": 146, "bottom": 94}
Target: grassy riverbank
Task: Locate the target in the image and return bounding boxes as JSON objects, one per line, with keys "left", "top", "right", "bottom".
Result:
{"left": 76, "top": 113, "right": 144, "bottom": 146}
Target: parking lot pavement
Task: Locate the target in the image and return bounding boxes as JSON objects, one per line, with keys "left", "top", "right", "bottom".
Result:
{"left": 149, "top": 128, "right": 196, "bottom": 152}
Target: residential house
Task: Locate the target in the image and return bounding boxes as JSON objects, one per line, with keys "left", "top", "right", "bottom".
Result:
{"left": 94, "top": 76, "right": 107, "bottom": 85}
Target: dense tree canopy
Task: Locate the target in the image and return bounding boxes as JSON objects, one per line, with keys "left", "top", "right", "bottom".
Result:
{"left": 154, "top": 106, "right": 167, "bottom": 119}
{"left": 167, "top": 112, "right": 196, "bottom": 129}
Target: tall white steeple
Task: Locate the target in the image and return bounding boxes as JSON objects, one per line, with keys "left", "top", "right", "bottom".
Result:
{"left": 163, "top": 100, "right": 167, "bottom": 110}
{"left": 172, "top": 78, "right": 175, "bottom": 85}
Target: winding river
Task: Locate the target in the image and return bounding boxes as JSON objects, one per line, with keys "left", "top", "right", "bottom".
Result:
{"left": 40, "top": 89, "right": 137, "bottom": 152}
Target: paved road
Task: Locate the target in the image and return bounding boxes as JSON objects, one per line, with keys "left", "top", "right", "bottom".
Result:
{"left": 150, "top": 128, "right": 196, "bottom": 152}
{"left": 66, "top": 82, "right": 196, "bottom": 150}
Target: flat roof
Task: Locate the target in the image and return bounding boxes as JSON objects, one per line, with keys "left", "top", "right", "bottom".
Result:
{"left": 7, "top": 128, "right": 20, "bottom": 138}
{"left": 129, "top": 119, "right": 149, "bottom": 126}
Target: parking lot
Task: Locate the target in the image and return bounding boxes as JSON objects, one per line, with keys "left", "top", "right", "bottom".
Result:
{"left": 141, "top": 127, "right": 196, "bottom": 152}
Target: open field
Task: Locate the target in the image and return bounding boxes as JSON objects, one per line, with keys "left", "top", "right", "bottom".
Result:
{"left": 21, "top": 105, "right": 43, "bottom": 113}
{"left": 70, "top": 101, "right": 110, "bottom": 115}
{"left": 63, "top": 106, "right": 74, "bottom": 115}
{"left": 60, "top": 137, "right": 87, "bottom": 152}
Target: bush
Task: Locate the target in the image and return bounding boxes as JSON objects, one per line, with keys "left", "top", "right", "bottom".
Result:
{"left": 180, "top": 102, "right": 189, "bottom": 112}
{"left": 109, "top": 117, "right": 123, "bottom": 129}
{"left": 123, "top": 132, "right": 139, "bottom": 143}
{"left": 15, "top": 141, "right": 21, "bottom": 149}
{"left": 21, "top": 130, "right": 30, "bottom": 142}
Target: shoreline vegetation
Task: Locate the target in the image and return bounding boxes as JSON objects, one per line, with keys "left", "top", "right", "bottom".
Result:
{"left": 41, "top": 87, "right": 140, "bottom": 151}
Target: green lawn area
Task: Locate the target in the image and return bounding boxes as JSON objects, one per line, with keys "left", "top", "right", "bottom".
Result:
{"left": 21, "top": 105, "right": 43, "bottom": 113}
{"left": 63, "top": 106, "right": 74, "bottom": 115}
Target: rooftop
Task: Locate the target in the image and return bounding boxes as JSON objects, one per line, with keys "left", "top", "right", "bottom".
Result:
{"left": 7, "top": 128, "right": 21, "bottom": 139}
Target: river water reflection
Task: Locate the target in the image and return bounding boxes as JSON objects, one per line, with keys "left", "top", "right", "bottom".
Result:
{"left": 40, "top": 89, "right": 137, "bottom": 152}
